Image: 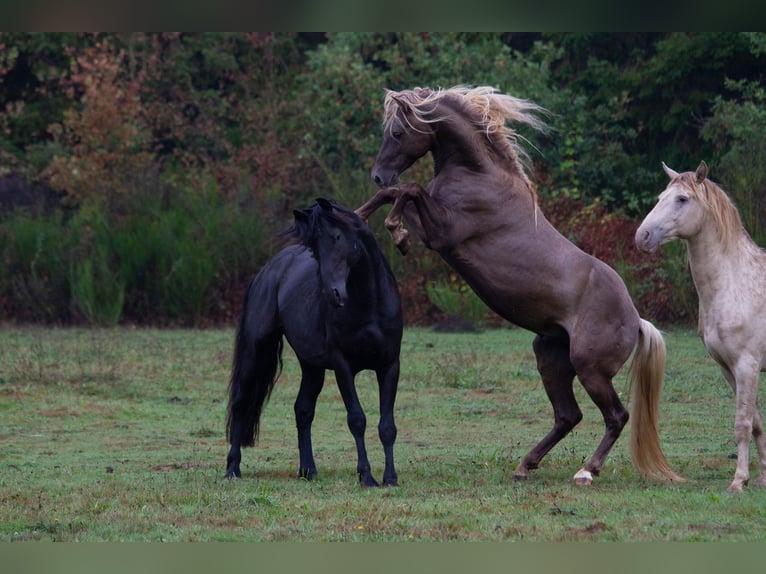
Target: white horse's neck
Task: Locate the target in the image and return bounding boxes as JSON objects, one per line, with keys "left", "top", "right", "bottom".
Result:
{"left": 684, "top": 216, "right": 754, "bottom": 313}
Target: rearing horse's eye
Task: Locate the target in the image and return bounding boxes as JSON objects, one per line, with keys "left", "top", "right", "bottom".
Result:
{"left": 392, "top": 130, "right": 403, "bottom": 138}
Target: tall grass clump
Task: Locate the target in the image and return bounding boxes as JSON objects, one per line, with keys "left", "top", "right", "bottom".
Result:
{"left": 0, "top": 209, "right": 72, "bottom": 322}
{"left": 426, "top": 275, "right": 490, "bottom": 330}
{"left": 0, "top": 178, "right": 267, "bottom": 326}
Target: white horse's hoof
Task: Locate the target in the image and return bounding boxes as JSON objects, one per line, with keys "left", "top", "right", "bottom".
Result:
{"left": 726, "top": 481, "right": 745, "bottom": 494}
{"left": 573, "top": 469, "right": 593, "bottom": 486}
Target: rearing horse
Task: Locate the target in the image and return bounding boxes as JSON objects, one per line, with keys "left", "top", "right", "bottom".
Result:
{"left": 357, "top": 86, "right": 683, "bottom": 485}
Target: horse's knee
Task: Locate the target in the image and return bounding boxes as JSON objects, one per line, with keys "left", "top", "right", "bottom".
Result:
{"left": 347, "top": 410, "right": 367, "bottom": 436}
{"left": 556, "top": 409, "right": 583, "bottom": 431}
{"left": 294, "top": 398, "right": 317, "bottom": 430}
{"left": 734, "top": 421, "right": 753, "bottom": 443}
{"left": 378, "top": 420, "right": 397, "bottom": 446}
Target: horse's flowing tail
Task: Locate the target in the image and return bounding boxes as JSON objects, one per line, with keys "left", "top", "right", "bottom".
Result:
{"left": 225, "top": 301, "right": 283, "bottom": 448}
{"left": 628, "top": 319, "right": 685, "bottom": 482}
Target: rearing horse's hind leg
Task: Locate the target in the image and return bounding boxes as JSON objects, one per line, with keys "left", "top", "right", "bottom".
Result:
{"left": 514, "top": 335, "right": 580, "bottom": 481}
{"left": 294, "top": 362, "right": 326, "bottom": 481}
{"left": 570, "top": 355, "right": 629, "bottom": 485}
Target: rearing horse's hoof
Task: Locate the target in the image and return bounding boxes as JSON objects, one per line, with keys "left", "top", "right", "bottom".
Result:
{"left": 573, "top": 469, "right": 593, "bottom": 486}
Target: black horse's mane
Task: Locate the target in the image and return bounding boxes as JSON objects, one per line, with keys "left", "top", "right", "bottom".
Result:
{"left": 283, "top": 198, "right": 372, "bottom": 252}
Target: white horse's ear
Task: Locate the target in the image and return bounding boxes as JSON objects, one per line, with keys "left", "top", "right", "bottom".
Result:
{"left": 695, "top": 160, "right": 708, "bottom": 184}
{"left": 662, "top": 162, "right": 679, "bottom": 180}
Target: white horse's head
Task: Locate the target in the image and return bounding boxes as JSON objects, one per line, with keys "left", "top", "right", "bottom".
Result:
{"left": 635, "top": 161, "right": 711, "bottom": 253}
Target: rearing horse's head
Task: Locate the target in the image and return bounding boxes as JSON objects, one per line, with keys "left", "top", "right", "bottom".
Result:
{"left": 291, "top": 198, "right": 362, "bottom": 308}
{"left": 371, "top": 88, "right": 441, "bottom": 188}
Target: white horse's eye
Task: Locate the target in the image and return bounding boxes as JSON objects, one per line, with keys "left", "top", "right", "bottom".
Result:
{"left": 677, "top": 195, "right": 689, "bottom": 204}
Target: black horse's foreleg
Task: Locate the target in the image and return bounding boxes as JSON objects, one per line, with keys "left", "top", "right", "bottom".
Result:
{"left": 294, "top": 363, "right": 326, "bottom": 480}
{"left": 334, "top": 364, "right": 377, "bottom": 487}
{"left": 377, "top": 359, "right": 400, "bottom": 486}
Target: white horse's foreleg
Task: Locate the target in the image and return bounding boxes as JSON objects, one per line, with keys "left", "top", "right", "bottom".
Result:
{"left": 727, "top": 360, "right": 760, "bottom": 493}
{"left": 751, "top": 401, "right": 766, "bottom": 488}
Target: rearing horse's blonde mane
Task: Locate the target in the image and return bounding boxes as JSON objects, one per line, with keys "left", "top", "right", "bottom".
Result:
{"left": 382, "top": 85, "right": 549, "bottom": 191}
{"left": 674, "top": 171, "right": 745, "bottom": 251}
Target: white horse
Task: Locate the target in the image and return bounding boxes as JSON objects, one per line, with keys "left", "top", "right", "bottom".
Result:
{"left": 635, "top": 161, "right": 766, "bottom": 493}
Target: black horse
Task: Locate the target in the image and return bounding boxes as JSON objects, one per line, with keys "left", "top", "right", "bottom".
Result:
{"left": 225, "top": 198, "right": 403, "bottom": 486}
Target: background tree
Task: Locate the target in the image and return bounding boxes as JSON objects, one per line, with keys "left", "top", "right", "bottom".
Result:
{"left": 1, "top": 32, "right": 765, "bottom": 326}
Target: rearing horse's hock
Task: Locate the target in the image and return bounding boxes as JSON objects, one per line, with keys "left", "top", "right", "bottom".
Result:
{"left": 358, "top": 85, "right": 684, "bottom": 486}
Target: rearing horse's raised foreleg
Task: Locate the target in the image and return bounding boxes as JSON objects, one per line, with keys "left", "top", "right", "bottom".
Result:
{"left": 355, "top": 187, "right": 412, "bottom": 254}
{"left": 355, "top": 187, "right": 398, "bottom": 221}
{"left": 383, "top": 183, "right": 458, "bottom": 254}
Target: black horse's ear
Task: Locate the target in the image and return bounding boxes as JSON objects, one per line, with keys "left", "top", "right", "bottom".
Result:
{"left": 293, "top": 208, "right": 310, "bottom": 223}
{"left": 316, "top": 198, "right": 333, "bottom": 212}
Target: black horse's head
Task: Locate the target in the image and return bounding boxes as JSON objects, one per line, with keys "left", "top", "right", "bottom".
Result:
{"left": 289, "top": 198, "right": 363, "bottom": 308}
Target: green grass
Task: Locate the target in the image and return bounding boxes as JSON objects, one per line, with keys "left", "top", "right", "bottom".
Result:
{"left": 1, "top": 325, "right": 765, "bottom": 541}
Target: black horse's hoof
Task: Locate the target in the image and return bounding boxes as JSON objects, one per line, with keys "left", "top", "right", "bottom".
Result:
{"left": 359, "top": 473, "right": 381, "bottom": 488}
{"left": 224, "top": 471, "right": 241, "bottom": 480}
{"left": 299, "top": 468, "right": 317, "bottom": 481}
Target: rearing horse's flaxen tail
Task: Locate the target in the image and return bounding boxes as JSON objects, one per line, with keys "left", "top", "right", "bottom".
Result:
{"left": 628, "top": 319, "right": 685, "bottom": 482}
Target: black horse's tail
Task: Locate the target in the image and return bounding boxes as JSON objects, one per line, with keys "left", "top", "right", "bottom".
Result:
{"left": 225, "top": 290, "right": 284, "bottom": 448}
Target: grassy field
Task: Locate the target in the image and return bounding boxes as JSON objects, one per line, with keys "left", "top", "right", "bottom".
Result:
{"left": 1, "top": 324, "right": 765, "bottom": 542}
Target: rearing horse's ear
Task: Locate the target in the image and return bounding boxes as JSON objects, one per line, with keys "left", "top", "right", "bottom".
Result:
{"left": 388, "top": 91, "right": 412, "bottom": 110}
{"left": 695, "top": 160, "right": 708, "bottom": 184}
{"left": 661, "top": 162, "right": 680, "bottom": 180}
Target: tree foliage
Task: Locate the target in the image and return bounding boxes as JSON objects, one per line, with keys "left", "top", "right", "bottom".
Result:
{"left": 1, "top": 32, "right": 765, "bottom": 325}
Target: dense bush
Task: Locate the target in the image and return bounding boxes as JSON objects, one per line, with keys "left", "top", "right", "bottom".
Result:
{"left": 1, "top": 32, "right": 765, "bottom": 326}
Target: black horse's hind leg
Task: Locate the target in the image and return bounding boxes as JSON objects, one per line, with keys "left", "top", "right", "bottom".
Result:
{"left": 225, "top": 334, "right": 283, "bottom": 479}
{"left": 334, "top": 363, "right": 378, "bottom": 487}
{"left": 225, "top": 424, "right": 244, "bottom": 479}
{"left": 294, "top": 362, "right": 326, "bottom": 480}
{"left": 225, "top": 347, "right": 258, "bottom": 479}
{"left": 377, "top": 359, "right": 400, "bottom": 486}
{"left": 514, "top": 334, "right": 581, "bottom": 480}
